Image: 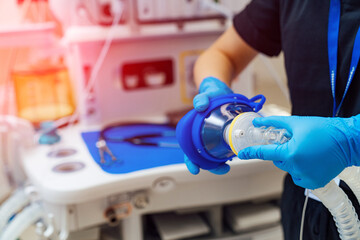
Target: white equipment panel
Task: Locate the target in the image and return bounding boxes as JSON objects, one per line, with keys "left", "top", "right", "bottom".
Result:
{"left": 65, "top": 23, "right": 254, "bottom": 125}
{"left": 22, "top": 125, "right": 285, "bottom": 240}
{"left": 49, "top": 0, "right": 251, "bottom": 28}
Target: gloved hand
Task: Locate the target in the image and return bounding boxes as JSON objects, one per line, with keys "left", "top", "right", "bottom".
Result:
{"left": 184, "top": 155, "right": 230, "bottom": 175}
{"left": 193, "top": 76, "right": 233, "bottom": 112}
{"left": 237, "top": 115, "right": 360, "bottom": 190}
{"left": 186, "top": 76, "right": 233, "bottom": 175}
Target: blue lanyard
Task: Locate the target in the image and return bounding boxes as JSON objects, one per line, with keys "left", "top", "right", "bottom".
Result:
{"left": 328, "top": 0, "right": 360, "bottom": 117}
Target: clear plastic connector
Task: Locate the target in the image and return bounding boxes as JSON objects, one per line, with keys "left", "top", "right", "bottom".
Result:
{"left": 247, "top": 126, "right": 289, "bottom": 145}
{"left": 224, "top": 112, "right": 289, "bottom": 154}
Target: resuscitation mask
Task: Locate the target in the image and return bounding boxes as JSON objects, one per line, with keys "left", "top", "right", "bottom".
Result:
{"left": 176, "top": 94, "right": 288, "bottom": 170}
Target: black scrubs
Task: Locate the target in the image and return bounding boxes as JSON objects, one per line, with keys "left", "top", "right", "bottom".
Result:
{"left": 233, "top": 0, "right": 360, "bottom": 239}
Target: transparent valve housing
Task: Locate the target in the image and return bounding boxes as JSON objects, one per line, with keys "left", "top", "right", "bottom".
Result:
{"left": 246, "top": 126, "right": 288, "bottom": 145}
{"left": 223, "top": 112, "right": 289, "bottom": 155}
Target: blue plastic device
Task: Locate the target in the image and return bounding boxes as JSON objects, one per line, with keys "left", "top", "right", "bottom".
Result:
{"left": 176, "top": 94, "right": 266, "bottom": 170}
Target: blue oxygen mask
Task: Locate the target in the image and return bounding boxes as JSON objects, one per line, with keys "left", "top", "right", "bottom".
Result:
{"left": 176, "top": 94, "right": 288, "bottom": 170}
{"left": 200, "top": 102, "right": 251, "bottom": 159}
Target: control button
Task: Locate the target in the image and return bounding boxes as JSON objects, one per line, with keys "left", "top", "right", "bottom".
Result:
{"left": 48, "top": 148, "right": 77, "bottom": 158}
{"left": 144, "top": 72, "right": 166, "bottom": 87}
{"left": 52, "top": 161, "right": 85, "bottom": 173}
{"left": 152, "top": 177, "right": 176, "bottom": 193}
{"left": 132, "top": 192, "right": 149, "bottom": 209}
{"left": 124, "top": 75, "right": 139, "bottom": 88}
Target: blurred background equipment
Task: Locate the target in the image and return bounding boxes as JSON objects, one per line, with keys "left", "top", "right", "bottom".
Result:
{"left": 12, "top": 49, "right": 75, "bottom": 123}
{"left": 0, "top": 1, "right": 291, "bottom": 239}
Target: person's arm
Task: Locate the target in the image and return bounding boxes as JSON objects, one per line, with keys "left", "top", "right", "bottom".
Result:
{"left": 193, "top": 25, "right": 259, "bottom": 88}
{"left": 185, "top": 0, "right": 281, "bottom": 175}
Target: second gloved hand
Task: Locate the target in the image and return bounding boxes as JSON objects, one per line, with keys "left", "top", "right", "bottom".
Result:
{"left": 237, "top": 115, "right": 360, "bottom": 190}
{"left": 185, "top": 76, "right": 233, "bottom": 175}
{"left": 193, "top": 76, "right": 233, "bottom": 112}
{"left": 184, "top": 155, "right": 230, "bottom": 175}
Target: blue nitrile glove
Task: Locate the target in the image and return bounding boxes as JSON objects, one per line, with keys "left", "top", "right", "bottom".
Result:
{"left": 193, "top": 76, "right": 233, "bottom": 112}
{"left": 237, "top": 115, "right": 360, "bottom": 190}
{"left": 186, "top": 77, "right": 233, "bottom": 175}
{"left": 184, "top": 155, "right": 231, "bottom": 175}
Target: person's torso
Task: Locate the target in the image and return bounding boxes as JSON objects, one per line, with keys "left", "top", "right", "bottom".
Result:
{"left": 280, "top": 0, "right": 360, "bottom": 117}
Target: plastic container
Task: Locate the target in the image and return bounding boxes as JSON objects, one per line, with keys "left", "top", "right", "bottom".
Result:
{"left": 12, "top": 58, "right": 75, "bottom": 123}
